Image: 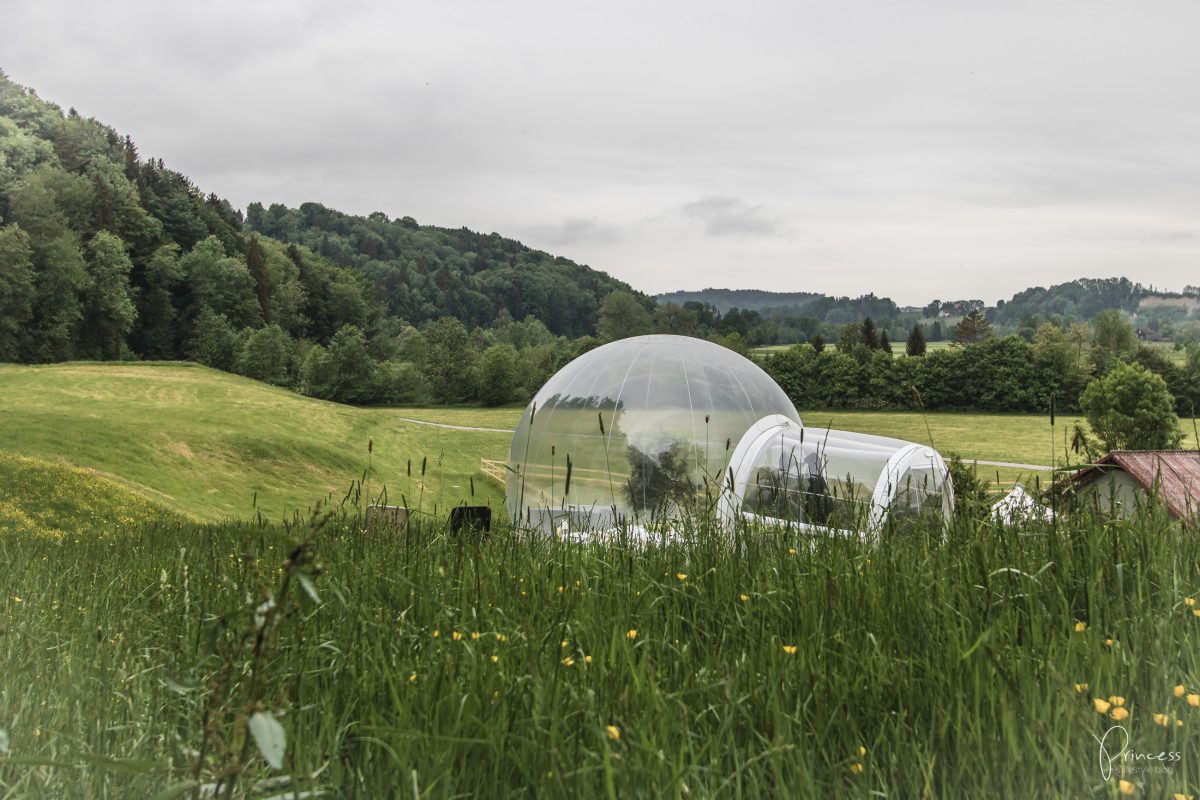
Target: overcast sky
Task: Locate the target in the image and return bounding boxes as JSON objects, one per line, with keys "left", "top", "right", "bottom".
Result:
{"left": 4, "top": 1, "right": 1199, "bottom": 305}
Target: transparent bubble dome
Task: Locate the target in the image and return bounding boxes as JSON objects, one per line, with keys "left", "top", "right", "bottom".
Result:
{"left": 505, "top": 335, "right": 801, "bottom": 530}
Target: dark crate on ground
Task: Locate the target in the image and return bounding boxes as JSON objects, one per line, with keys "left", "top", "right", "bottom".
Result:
{"left": 450, "top": 505, "right": 491, "bottom": 535}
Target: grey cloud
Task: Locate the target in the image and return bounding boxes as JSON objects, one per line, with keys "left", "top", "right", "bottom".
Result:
{"left": 524, "top": 216, "right": 622, "bottom": 247}
{"left": 680, "top": 196, "right": 782, "bottom": 238}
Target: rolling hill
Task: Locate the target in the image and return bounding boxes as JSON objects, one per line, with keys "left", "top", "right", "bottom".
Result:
{"left": 0, "top": 362, "right": 509, "bottom": 521}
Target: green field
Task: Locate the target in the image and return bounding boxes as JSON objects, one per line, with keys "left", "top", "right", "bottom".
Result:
{"left": 0, "top": 363, "right": 508, "bottom": 522}
{"left": 752, "top": 340, "right": 959, "bottom": 356}
{"left": 2, "top": 363, "right": 1196, "bottom": 526}
{"left": 3, "top": 363, "right": 1200, "bottom": 797}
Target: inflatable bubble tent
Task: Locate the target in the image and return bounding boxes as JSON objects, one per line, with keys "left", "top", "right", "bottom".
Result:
{"left": 504, "top": 335, "right": 952, "bottom": 537}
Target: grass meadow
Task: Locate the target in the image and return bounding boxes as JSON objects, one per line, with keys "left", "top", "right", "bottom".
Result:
{"left": 0, "top": 363, "right": 508, "bottom": 521}
{"left": 3, "top": 362, "right": 1200, "bottom": 797}
{"left": 2, "top": 493, "right": 1199, "bottom": 797}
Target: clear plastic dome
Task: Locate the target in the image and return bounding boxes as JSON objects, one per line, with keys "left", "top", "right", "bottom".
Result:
{"left": 506, "top": 335, "right": 801, "bottom": 531}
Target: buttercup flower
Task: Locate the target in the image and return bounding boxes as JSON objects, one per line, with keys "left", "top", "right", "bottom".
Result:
{"left": 1153, "top": 713, "right": 1169, "bottom": 726}
{"left": 676, "top": 573, "right": 687, "bottom": 581}
{"left": 783, "top": 645, "right": 798, "bottom": 655}
{"left": 1187, "top": 694, "right": 1199, "bottom": 707}
{"left": 627, "top": 629, "right": 637, "bottom": 639}
{"left": 739, "top": 594, "right": 749, "bottom": 602}
{"left": 1075, "top": 683, "right": 1089, "bottom": 693}
{"left": 1074, "top": 621, "right": 1087, "bottom": 633}
{"left": 1094, "top": 698, "right": 1112, "bottom": 714}
{"left": 1185, "top": 597, "right": 1196, "bottom": 606}
{"left": 848, "top": 763, "right": 864, "bottom": 775}
{"left": 605, "top": 725, "right": 620, "bottom": 741}
{"left": 561, "top": 656, "right": 575, "bottom": 667}
{"left": 452, "top": 631, "right": 463, "bottom": 641}
{"left": 1108, "top": 695, "right": 1126, "bottom": 707}
{"left": 1175, "top": 685, "right": 1187, "bottom": 698}
{"left": 1111, "top": 707, "right": 1130, "bottom": 721}
{"left": 1118, "top": 779, "right": 1135, "bottom": 795}
{"left": 408, "top": 672, "right": 417, "bottom": 682}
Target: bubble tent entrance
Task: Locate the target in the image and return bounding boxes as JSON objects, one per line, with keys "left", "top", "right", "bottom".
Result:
{"left": 504, "top": 335, "right": 952, "bottom": 539}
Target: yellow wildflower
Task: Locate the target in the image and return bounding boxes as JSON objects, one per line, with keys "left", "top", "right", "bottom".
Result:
{"left": 1119, "top": 779, "right": 1135, "bottom": 795}
{"left": 584, "top": 655, "right": 593, "bottom": 664}
{"left": 561, "top": 640, "right": 569, "bottom": 648}
{"left": 471, "top": 631, "right": 480, "bottom": 640}
{"left": 496, "top": 633, "right": 507, "bottom": 642}
{"left": 1108, "top": 695, "right": 1125, "bottom": 707}
{"left": 1188, "top": 693, "right": 1200, "bottom": 707}
{"left": 627, "top": 629, "right": 637, "bottom": 639}
{"left": 452, "top": 631, "right": 463, "bottom": 641}
{"left": 490, "top": 655, "right": 499, "bottom": 663}
{"left": 432, "top": 630, "right": 440, "bottom": 638}
{"left": 408, "top": 672, "right": 417, "bottom": 682}
{"left": 1193, "top": 609, "right": 1200, "bottom": 618}
{"left": 676, "top": 573, "right": 687, "bottom": 581}
{"left": 739, "top": 594, "right": 749, "bottom": 602}
{"left": 788, "top": 548, "right": 797, "bottom": 555}
{"left": 558, "top": 586, "right": 564, "bottom": 593}
{"left": 1174, "top": 794, "right": 1194, "bottom": 800}
{"left": 1175, "top": 684, "right": 1187, "bottom": 698}
{"left": 1094, "top": 698, "right": 1112, "bottom": 714}
{"left": 562, "top": 656, "right": 575, "bottom": 667}
{"left": 1074, "top": 621, "right": 1086, "bottom": 632}
{"left": 848, "top": 762, "right": 864, "bottom": 774}
{"left": 858, "top": 745, "right": 867, "bottom": 757}
{"left": 783, "top": 645, "right": 798, "bottom": 655}
{"left": 606, "top": 725, "right": 620, "bottom": 741}
{"left": 1178, "top": 719, "right": 1185, "bottom": 728}
{"left": 1186, "top": 597, "right": 1196, "bottom": 606}
{"left": 1075, "top": 683, "right": 1089, "bottom": 693}
{"left": 1106, "top": 639, "right": 1115, "bottom": 647}
{"left": 1111, "top": 707, "right": 1130, "bottom": 721}
{"left": 1153, "top": 713, "right": 1169, "bottom": 726}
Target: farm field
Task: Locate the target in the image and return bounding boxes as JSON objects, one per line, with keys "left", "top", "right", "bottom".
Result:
{"left": 0, "top": 363, "right": 508, "bottom": 521}
{"left": 391, "top": 405, "right": 1200, "bottom": 487}
{"left": 751, "top": 339, "right": 1192, "bottom": 364}
{"left": 751, "top": 340, "right": 959, "bottom": 356}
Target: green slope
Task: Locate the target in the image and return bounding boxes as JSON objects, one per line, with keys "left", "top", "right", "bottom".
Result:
{"left": 0, "top": 451, "right": 185, "bottom": 537}
{"left": 0, "top": 362, "right": 509, "bottom": 521}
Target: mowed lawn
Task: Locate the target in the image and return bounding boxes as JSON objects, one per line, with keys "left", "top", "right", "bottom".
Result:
{"left": 0, "top": 363, "right": 509, "bottom": 521}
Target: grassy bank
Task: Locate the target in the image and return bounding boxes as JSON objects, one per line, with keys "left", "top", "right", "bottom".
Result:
{"left": 1, "top": 504, "right": 1198, "bottom": 797}
{"left": 0, "top": 362, "right": 507, "bottom": 521}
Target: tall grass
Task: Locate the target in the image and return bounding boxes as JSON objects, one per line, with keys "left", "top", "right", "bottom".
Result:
{"left": 1, "top": 502, "right": 1198, "bottom": 796}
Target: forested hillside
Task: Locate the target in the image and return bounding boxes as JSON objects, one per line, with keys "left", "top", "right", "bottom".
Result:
{"left": 247, "top": 202, "right": 635, "bottom": 337}
{"left": 0, "top": 71, "right": 636, "bottom": 390}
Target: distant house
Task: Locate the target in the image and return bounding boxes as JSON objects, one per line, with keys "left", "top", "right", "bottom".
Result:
{"left": 1061, "top": 451, "right": 1200, "bottom": 520}
{"left": 1136, "top": 328, "right": 1169, "bottom": 343}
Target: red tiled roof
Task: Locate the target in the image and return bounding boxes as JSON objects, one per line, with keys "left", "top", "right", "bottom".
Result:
{"left": 1068, "top": 450, "right": 1200, "bottom": 519}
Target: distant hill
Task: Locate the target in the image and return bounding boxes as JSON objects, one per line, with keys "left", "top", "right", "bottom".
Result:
{"left": 657, "top": 288, "right": 820, "bottom": 313}
{"left": 657, "top": 288, "right": 902, "bottom": 325}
